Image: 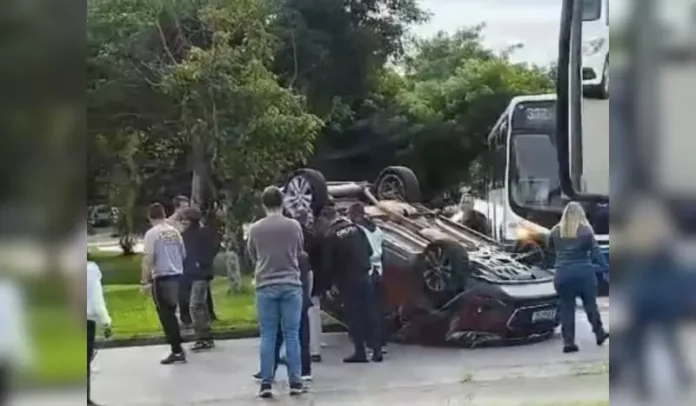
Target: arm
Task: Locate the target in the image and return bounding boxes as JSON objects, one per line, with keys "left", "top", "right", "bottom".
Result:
{"left": 246, "top": 227, "right": 257, "bottom": 268}
{"left": 90, "top": 263, "right": 112, "bottom": 326}
{"left": 544, "top": 228, "right": 556, "bottom": 269}
{"left": 587, "top": 232, "right": 608, "bottom": 268}
{"left": 141, "top": 230, "right": 155, "bottom": 284}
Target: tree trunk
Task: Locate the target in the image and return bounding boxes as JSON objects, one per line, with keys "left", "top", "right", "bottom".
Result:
{"left": 190, "top": 135, "right": 207, "bottom": 208}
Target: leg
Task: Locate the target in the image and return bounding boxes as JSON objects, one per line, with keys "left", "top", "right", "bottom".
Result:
{"left": 555, "top": 280, "right": 578, "bottom": 349}
{"left": 360, "top": 279, "right": 381, "bottom": 358}
{"left": 279, "top": 285, "right": 303, "bottom": 386}
{"left": 308, "top": 271, "right": 323, "bottom": 360}
{"left": 660, "top": 319, "right": 692, "bottom": 387}
{"left": 153, "top": 279, "right": 184, "bottom": 356}
{"left": 371, "top": 273, "right": 386, "bottom": 348}
{"left": 190, "top": 280, "right": 212, "bottom": 347}
{"left": 206, "top": 283, "right": 217, "bottom": 320}
{"left": 256, "top": 287, "right": 281, "bottom": 386}
{"left": 178, "top": 278, "right": 192, "bottom": 325}
{"left": 87, "top": 320, "right": 96, "bottom": 403}
{"left": 578, "top": 276, "right": 606, "bottom": 341}
{"left": 300, "top": 306, "right": 311, "bottom": 376}
{"left": 275, "top": 322, "right": 284, "bottom": 371}
{"left": 341, "top": 285, "right": 368, "bottom": 361}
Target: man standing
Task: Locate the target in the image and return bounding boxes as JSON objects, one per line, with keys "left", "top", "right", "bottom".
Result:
{"left": 168, "top": 196, "right": 193, "bottom": 328}
{"left": 247, "top": 186, "right": 306, "bottom": 398}
{"left": 141, "top": 203, "right": 187, "bottom": 364}
{"left": 321, "top": 203, "right": 382, "bottom": 363}
{"left": 181, "top": 207, "right": 220, "bottom": 351}
{"left": 348, "top": 202, "right": 387, "bottom": 354}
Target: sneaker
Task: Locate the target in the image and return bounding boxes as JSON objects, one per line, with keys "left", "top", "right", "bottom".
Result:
{"left": 371, "top": 350, "right": 384, "bottom": 363}
{"left": 343, "top": 354, "right": 369, "bottom": 363}
{"left": 258, "top": 383, "right": 273, "bottom": 398}
{"left": 596, "top": 330, "right": 609, "bottom": 346}
{"left": 563, "top": 344, "right": 579, "bottom": 354}
{"left": 289, "top": 381, "right": 306, "bottom": 396}
{"left": 253, "top": 372, "right": 261, "bottom": 380}
{"left": 301, "top": 375, "right": 313, "bottom": 382}
{"left": 311, "top": 354, "right": 322, "bottom": 363}
{"left": 191, "top": 340, "right": 215, "bottom": 352}
{"left": 160, "top": 352, "right": 187, "bottom": 365}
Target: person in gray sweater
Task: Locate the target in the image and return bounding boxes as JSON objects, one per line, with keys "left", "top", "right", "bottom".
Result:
{"left": 247, "top": 186, "right": 306, "bottom": 398}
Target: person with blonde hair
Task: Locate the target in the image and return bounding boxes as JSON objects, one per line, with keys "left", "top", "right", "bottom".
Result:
{"left": 547, "top": 201, "right": 609, "bottom": 353}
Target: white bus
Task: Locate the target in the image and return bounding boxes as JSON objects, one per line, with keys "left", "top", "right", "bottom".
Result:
{"left": 459, "top": 94, "right": 609, "bottom": 270}
{"left": 582, "top": 0, "right": 610, "bottom": 98}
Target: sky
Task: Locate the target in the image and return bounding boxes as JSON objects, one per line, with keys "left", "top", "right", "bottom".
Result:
{"left": 413, "top": 0, "right": 569, "bottom": 66}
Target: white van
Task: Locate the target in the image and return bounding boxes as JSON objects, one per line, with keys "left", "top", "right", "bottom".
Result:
{"left": 582, "top": 0, "right": 610, "bottom": 99}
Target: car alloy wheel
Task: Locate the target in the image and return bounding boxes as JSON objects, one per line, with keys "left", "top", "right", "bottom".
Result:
{"left": 422, "top": 245, "right": 453, "bottom": 293}
{"left": 376, "top": 174, "right": 406, "bottom": 201}
{"left": 284, "top": 175, "right": 314, "bottom": 224}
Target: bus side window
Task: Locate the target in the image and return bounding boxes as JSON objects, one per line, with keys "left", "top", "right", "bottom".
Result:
{"left": 492, "top": 145, "right": 506, "bottom": 189}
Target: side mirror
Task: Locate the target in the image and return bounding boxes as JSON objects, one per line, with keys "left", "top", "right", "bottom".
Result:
{"left": 556, "top": 0, "right": 608, "bottom": 204}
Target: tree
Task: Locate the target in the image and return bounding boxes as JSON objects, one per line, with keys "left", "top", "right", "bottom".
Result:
{"left": 394, "top": 27, "right": 555, "bottom": 197}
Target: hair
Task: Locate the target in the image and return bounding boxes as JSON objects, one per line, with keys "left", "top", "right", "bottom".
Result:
{"left": 558, "top": 201, "right": 591, "bottom": 238}
{"left": 261, "top": 186, "right": 284, "bottom": 211}
{"left": 173, "top": 195, "right": 189, "bottom": 207}
{"left": 147, "top": 203, "right": 166, "bottom": 220}
{"left": 182, "top": 207, "right": 202, "bottom": 222}
{"left": 348, "top": 202, "right": 376, "bottom": 232}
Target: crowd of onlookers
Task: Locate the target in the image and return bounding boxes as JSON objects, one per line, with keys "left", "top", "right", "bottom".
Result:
{"left": 86, "top": 189, "right": 387, "bottom": 403}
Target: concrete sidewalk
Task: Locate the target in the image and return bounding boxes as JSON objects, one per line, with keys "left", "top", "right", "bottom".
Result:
{"left": 85, "top": 307, "right": 610, "bottom": 406}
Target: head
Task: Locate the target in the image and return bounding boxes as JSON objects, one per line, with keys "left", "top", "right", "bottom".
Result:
{"left": 181, "top": 207, "right": 202, "bottom": 230}
{"left": 147, "top": 203, "right": 166, "bottom": 224}
{"left": 348, "top": 202, "right": 376, "bottom": 231}
{"left": 558, "top": 201, "right": 590, "bottom": 238}
{"left": 320, "top": 201, "right": 337, "bottom": 222}
{"left": 173, "top": 195, "right": 190, "bottom": 213}
{"left": 261, "top": 186, "right": 284, "bottom": 215}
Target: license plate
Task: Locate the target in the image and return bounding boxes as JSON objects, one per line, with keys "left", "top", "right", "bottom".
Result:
{"left": 532, "top": 309, "right": 556, "bottom": 322}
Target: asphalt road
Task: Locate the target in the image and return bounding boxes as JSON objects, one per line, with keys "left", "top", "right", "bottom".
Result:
{"left": 83, "top": 305, "right": 610, "bottom": 406}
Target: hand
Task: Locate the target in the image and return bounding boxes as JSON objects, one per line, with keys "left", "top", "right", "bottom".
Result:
{"left": 103, "top": 325, "right": 113, "bottom": 339}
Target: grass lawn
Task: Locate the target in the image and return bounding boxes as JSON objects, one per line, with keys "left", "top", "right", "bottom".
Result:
{"left": 87, "top": 249, "right": 259, "bottom": 339}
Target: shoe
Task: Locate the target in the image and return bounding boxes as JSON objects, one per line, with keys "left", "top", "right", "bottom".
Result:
{"left": 596, "top": 330, "right": 609, "bottom": 346}
{"left": 253, "top": 372, "right": 261, "bottom": 380}
{"left": 258, "top": 383, "right": 273, "bottom": 398}
{"left": 371, "top": 350, "right": 384, "bottom": 363}
{"left": 191, "top": 340, "right": 214, "bottom": 352}
{"left": 563, "top": 344, "right": 579, "bottom": 353}
{"left": 289, "top": 381, "right": 307, "bottom": 396}
{"left": 278, "top": 357, "right": 288, "bottom": 365}
{"left": 160, "top": 352, "right": 187, "bottom": 365}
{"left": 311, "top": 354, "right": 322, "bottom": 363}
{"left": 382, "top": 347, "right": 387, "bottom": 355}
{"left": 301, "top": 375, "right": 313, "bottom": 381}
{"left": 88, "top": 400, "right": 102, "bottom": 406}
{"left": 343, "top": 354, "right": 369, "bottom": 363}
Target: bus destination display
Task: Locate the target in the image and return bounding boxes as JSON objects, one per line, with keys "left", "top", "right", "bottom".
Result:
{"left": 511, "top": 101, "right": 556, "bottom": 131}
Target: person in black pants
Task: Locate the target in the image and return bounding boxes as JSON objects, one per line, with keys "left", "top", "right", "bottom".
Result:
{"left": 321, "top": 203, "right": 381, "bottom": 363}
{"left": 254, "top": 251, "right": 313, "bottom": 380}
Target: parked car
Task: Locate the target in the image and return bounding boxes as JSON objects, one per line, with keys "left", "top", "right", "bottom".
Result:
{"left": 88, "top": 205, "right": 113, "bottom": 227}
{"left": 280, "top": 166, "right": 560, "bottom": 348}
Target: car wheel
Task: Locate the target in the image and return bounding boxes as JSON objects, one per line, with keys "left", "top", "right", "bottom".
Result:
{"left": 374, "top": 166, "right": 421, "bottom": 202}
{"left": 283, "top": 168, "right": 329, "bottom": 224}
{"left": 598, "top": 58, "right": 609, "bottom": 99}
{"left": 414, "top": 239, "right": 471, "bottom": 308}
{"left": 512, "top": 240, "right": 546, "bottom": 268}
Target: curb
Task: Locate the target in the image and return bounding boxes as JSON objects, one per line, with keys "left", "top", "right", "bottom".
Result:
{"left": 96, "top": 323, "right": 346, "bottom": 349}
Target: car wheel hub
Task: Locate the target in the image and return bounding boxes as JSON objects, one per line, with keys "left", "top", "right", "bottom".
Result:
{"left": 377, "top": 174, "right": 406, "bottom": 201}
{"left": 423, "top": 248, "right": 453, "bottom": 293}
{"left": 284, "top": 175, "right": 314, "bottom": 224}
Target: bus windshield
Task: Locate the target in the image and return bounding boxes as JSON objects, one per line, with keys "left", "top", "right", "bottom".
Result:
{"left": 509, "top": 133, "right": 564, "bottom": 210}
{"left": 582, "top": 0, "right": 602, "bottom": 21}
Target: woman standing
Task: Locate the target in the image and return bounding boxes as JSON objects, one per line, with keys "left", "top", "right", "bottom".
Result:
{"left": 547, "top": 202, "right": 609, "bottom": 353}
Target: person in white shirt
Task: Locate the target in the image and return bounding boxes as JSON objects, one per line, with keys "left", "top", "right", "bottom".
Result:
{"left": 87, "top": 260, "right": 112, "bottom": 406}
{"left": 347, "top": 203, "right": 387, "bottom": 353}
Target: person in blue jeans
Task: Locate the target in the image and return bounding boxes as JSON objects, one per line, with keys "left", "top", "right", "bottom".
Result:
{"left": 546, "top": 202, "right": 609, "bottom": 353}
{"left": 247, "top": 186, "right": 306, "bottom": 398}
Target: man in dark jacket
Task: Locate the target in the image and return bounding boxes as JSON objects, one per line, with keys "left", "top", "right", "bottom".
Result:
{"left": 320, "top": 203, "right": 382, "bottom": 363}
{"left": 181, "top": 207, "right": 220, "bottom": 351}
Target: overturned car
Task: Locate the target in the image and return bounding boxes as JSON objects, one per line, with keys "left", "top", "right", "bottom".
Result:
{"left": 282, "top": 166, "right": 560, "bottom": 348}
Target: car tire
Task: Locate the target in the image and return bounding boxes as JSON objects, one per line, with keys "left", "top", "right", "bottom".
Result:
{"left": 374, "top": 166, "right": 422, "bottom": 202}
{"left": 413, "top": 239, "right": 471, "bottom": 308}
{"left": 283, "top": 168, "right": 329, "bottom": 220}
{"left": 585, "top": 58, "right": 609, "bottom": 100}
